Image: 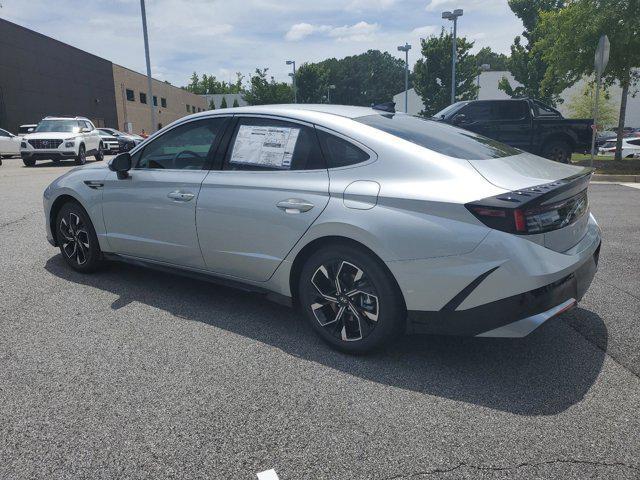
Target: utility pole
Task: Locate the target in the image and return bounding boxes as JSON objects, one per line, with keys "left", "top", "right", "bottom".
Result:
{"left": 397, "top": 43, "right": 411, "bottom": 113}
{"left": 442, "top": 9, "right": 463, "bottom": 104}
{"left": 140, "top": 0, "right": 156, "bottom": 132}
{"left": 286, "top": 60, "right": 297, "bottom": 103}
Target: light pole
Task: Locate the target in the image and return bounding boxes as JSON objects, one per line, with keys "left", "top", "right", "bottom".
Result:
{"left": 286, "top": 60, "right": 297, "bottom": 103}
{"left": 140, "top": 0, "right": 156, "bottom": 133}
{"left": 327, "top": 84, "right": 336, "bottom": 103}
{"left": 442, "top": 8, "right": 463, "bottom": 105}
{"left": 397, "top": 43, "right": 411, "bottom": 113}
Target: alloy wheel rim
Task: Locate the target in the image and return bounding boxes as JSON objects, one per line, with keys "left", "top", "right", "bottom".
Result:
{"left": 80, "top": 148, "right": 86, "bottom": 163}
{"left": 309, "top": 260, "right": 379, "bottom": 342}
{"left": 60, "top": 212, "right": 90, "bottom": 265}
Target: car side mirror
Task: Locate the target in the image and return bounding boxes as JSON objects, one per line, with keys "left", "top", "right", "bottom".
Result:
{"left": 452, "top": 113, "right": 467, "bottom": 125}
{"left": 109, "top": 152, "right": 132, "bottom": 179}
{"left": 80, "top": 127, "right": 91, "bottom": 133}
{"left": 27, "top": 128, "right": 34, "bottom": 133}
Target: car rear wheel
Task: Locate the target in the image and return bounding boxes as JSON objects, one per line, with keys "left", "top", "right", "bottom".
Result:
{"left": 75, "top": 145, "right": 86, "bottom": 165}
{"left": 543, "top": 140, "right": 572, "bottom": 163}
{"left": 23, "top": 158, "right": 36, "bottom": 167}
{"left": 298, "top": 244, "right": 405, "bottom": 354}
{"left": 56, "top": 202, "right": 102, "bottom": 273}
{"left": 95, "top": 143, "right": 104, "bottom": 161}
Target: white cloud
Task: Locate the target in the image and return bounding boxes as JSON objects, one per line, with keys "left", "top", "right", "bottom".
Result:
{"left": 285, "top": 23, "right": 331, "bottom": 41}
{"left": 346, "top": 0, "right": 397, "bottom": 10}
{"left": 410, "top": 25, "right": 440, "bottom": 38}
{"left": 286, "top": 21, "right": 378, "bottom": 43}
{"left": 329, "top": 21, "right": 379, "bottom": 42}
{"left": 426, "top": 0, "right": 506, "bottom": 13}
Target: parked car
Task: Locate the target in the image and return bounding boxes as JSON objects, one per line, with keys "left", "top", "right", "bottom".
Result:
{"left": 0, "top": 128, "right": 22, "bottom": 164}
{"left": 595, "top": 130, "right": 617, "bottom": 148}
{"left": 43, "top": 105, "right": 600, "bottom": 353}
{"left": 97, "top": 130, "right": 120, "bottom": 155}
{"left": 98, "top": 128, "right": 142, "bottom": 152}
{"left": 18, "top": 124, "right": 37, "bottom": 137}
{"left": 599, "top": 137, "right": 640, "bottom": 157}
{"left": 434, "top": 98, "right": 593, "bottom": 163}
{"left": 21, "top": 116, "right": 104, "bottom": 166}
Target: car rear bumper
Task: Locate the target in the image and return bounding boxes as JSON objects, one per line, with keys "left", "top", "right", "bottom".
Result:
{"left": 406, "top": 242, "right": 599, "bottom": 336}
{"left": 388, "top": 212, "right": 601, "bottom": 337}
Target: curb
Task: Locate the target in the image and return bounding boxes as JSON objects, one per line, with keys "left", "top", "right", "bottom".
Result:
{"left": 592, "top": 174, "right": 640, "bottom": 183}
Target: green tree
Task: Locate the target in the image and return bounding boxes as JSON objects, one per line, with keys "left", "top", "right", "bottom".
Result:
{"left": 243, "top": 68, "right": 294, "bottom": 105}
{"left": 296, "top": 50, "right": 406, "bottom": 106}
{"left": 232, "top": 98, "right": 240, "bottom": 107}
{"left": 209, "top": 99, "right": 216, "bottom": 110}
{"left": 412, "top": 28, "right": 479, "bottom": 116}
{"left": 220, "top": 96, "right": 228, "bottom": 109}
{"left": 474, "top": 47, "right": 509, "bottom": 71}
{"left": 536, "top": 0, "right": 640, "bottom": 160}
{"left": 498, "top": 0, "right": 563, "bottom": 105}
{"left": 186, "top": 72, "right": 204, "bottom": 94}
{"left": 567, "top": 82, "right": 618, "bottom": 130}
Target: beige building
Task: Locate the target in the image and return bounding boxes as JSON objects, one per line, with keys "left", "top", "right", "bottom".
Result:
{"left": 112, "top": 64, "right": 208, "bottom": 135}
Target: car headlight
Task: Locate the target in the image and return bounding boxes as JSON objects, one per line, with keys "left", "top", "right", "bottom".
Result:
{"left": 64, "top": 138, "right": 75, "bottom": 148}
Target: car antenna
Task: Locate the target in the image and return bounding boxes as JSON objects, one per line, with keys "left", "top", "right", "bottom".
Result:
{"left": 371, "top": 102, "right": 396, "bottom": 113}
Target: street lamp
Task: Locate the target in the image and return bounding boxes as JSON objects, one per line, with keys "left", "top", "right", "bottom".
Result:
{"left": 140, "top": 0, "right": 156, "bottom": 133}
{"left": 442, "top": 8, "right": 463, "bottom": 105}
{"left": 286, "top": 60, "right": 297, "bottom": 103}
{"left": 327, "top": 84, "right": 336, "bottom": 103}
{"left": 397, "top": 43, "right": 411, "bottom": 113}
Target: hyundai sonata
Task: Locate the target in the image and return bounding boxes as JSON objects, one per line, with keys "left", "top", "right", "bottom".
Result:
{"left": 43, "top": 105, "right": 601, "bottom": 353}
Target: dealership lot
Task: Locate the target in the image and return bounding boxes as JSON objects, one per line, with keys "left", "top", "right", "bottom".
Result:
{"left": 0, "top": 157, "right": 639, "bottom": 479}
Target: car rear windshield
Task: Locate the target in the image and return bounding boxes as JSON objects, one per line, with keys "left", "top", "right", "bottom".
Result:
{"left": 35, "top": 120, "right": 80, "bottom": 133}
{"left": 356, "top": 114, "right": 520, "bottom": 160}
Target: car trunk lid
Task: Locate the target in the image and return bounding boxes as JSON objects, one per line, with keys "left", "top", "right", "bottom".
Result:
{"left": 465, "top": 153, "right": 593, "bottom": 252}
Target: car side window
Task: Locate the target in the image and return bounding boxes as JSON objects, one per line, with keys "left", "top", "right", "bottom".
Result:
{"left": 224, "top": 117, "right": 325, "bottom": 171}
{"left": 458, "top": 102, "right": 491, "bottom": 123}
{"left": 628, "top": 139, "right": 640, "bottom": 146}
{"left": 316, "top": 130, "right": 370, "bottom": 168}
{"left": 493, "top": 101, "right": 528, "bottom": 121}
{"left": 0, "top": 129, "right": 10, "bottom": 137}
{"left": 136, "top": 117, "right": 226, "bottom": 170}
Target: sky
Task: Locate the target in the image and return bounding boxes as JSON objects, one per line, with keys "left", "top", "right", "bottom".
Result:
{"left": 0, "top": 0, "right": 523, "bottom": 88}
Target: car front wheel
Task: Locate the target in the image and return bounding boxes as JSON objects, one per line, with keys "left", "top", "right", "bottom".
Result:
{"left": 75, "top": 145, "right": 86, "bottom": 165}
{"left": 543, "top": 140, "right": 572, "bottom": 163}
{"left": 298, "top": 244, "right": 406, "bottom": 354}
{"left": 56, "top": 202, "right": 102, "bottom": 272}
{"left": 95, "top": 143, "right": 104, "bottom": 161}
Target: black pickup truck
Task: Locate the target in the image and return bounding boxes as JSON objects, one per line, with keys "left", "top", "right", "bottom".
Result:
{"left": 434, "top": 98, "right": 593, "bottom": 163}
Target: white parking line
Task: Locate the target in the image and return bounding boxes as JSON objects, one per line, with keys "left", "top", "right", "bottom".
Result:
{"left": 256, "top": 469, "right": 280, "bottom": 480}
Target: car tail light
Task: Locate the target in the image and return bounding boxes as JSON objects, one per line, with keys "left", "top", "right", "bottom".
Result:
{"left": 466, "top": 173, "right": 592, "bottom": 235}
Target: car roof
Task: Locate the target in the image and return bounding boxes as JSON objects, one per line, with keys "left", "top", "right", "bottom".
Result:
{"left": 189, "top": 104, "right": 386, "bottom": 123}
{"left": 42, "top": 116, "right": 91, "bottom": 121}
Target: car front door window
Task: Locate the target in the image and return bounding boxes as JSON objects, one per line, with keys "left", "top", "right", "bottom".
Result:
{"left": 137, "top": 119, "right": 224, "bottom": 170}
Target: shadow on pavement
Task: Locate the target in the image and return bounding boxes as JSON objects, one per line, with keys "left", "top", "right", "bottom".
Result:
{"left": 45, "top": 254, "right": 607, "bottom": 416}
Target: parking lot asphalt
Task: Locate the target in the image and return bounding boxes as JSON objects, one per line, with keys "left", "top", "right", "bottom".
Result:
{"left": 1, "top": 157, "right": 639, "bottom": 480}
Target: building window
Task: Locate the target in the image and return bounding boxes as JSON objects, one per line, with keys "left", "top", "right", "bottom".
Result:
{"left": 161, "top": 98, "right": 167, "bottom": 108}
{"left": 139, "top": 92, "right": 147, "bottom": 104}
{"left": 126, "top": 89, "right": 135, "bottom": 101}
{"left": 153, "top": 96, "right": 158, "bottom": 106}
{"left": 186, "top": 104, "right": 191, "bottom": 113}
{"left": 192, "top": 105, "right": 196, "bottom": 113}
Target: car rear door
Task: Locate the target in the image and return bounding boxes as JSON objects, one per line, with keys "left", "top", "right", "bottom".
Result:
{"left": 196, "top": 115, "right": 330, "bottom": 282}
{"left": 491, "top": 100, "right": 532, "bottom": 150}
{"left": 101, "top": 116, "right": 229, "bottom": 268}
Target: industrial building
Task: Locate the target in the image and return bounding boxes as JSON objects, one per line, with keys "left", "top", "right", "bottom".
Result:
{"left": 0, "top": 18, "right": 207, "bottom": 135}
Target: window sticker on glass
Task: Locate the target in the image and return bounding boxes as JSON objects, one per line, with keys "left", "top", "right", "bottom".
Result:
{"left": 230, "top": 125, "right": 300, "bottom": 169}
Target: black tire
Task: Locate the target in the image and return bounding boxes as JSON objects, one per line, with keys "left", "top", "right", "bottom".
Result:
{"left": 95, "top": 143, "right": 104, "bottom": 161}
{"left": 542, "top": 140, "right": 572, "bottom": 163}
{"left": 298, "top": 244, "right": 406, "bottom": 354}
{"left": 0, "top": 155, "right": 3, "bottom": 166}
{"left": 75, "top": 144, "right": 87, "bottom": 165}
{"left": 23, "top": 158, "right": 36, "bottom": 167}
{"left": 55, "top": 202, "right": 102, "bottom": 273}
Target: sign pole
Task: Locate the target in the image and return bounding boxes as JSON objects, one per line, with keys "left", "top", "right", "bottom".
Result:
{"left": 590, "top": 70, "right": 601, "bottom": 168}
{"left": 590, "top": 35, "right": 610, "bottom": 168}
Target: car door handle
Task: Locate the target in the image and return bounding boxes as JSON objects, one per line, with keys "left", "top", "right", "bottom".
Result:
{"left": 276, "top": 199, "right": 314, "bottom": 213}
{"left": 167, "top": 190, "right": 195, "bottom": 201}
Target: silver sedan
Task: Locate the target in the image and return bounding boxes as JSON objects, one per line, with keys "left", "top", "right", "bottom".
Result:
{"left": 43, "top": 105, "right": 601, "bottom": 353}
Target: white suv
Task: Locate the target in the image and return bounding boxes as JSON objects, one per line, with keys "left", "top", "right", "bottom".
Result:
{"left": 20, "top": 117, "right": 103, "bottom": 167}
